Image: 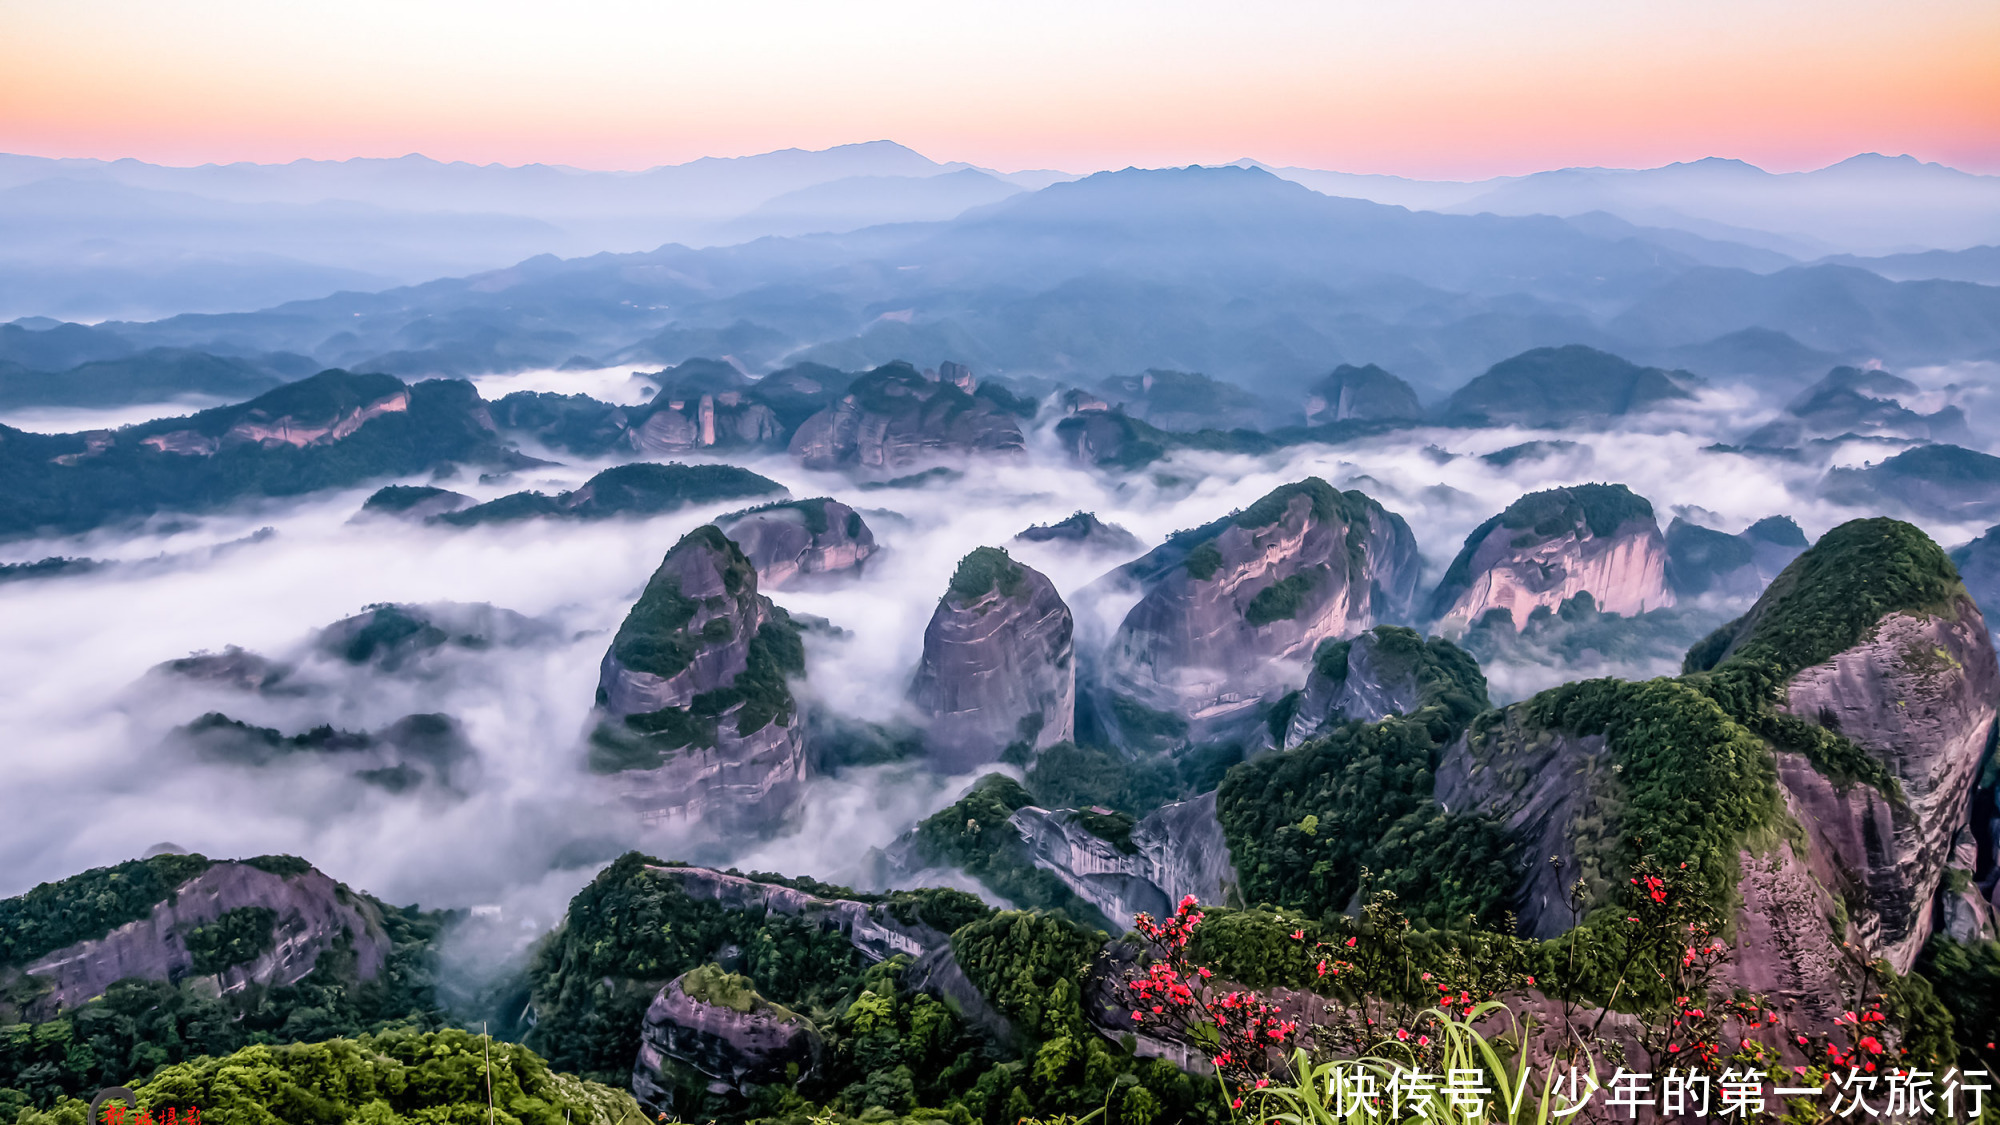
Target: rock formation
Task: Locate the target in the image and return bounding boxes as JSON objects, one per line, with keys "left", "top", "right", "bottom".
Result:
{"left": 1442, "top": 518, "right": 1998, "bottom": 1004}
{"left": 1428, "top": 483, "right": 1673, "bottom": 630}
{"left": 1302, "top": 364, "right": 1423, "bottom": 425}
{"left": 1284, "top": 626, "right": 1483, "bottom": 748}
{"left": 1742, "top": 365, "right": 1966, "bottom": 449}
{"left": 357, "top": 484, "right": 474, "bottom": 521}
{"left": 315, "top": 601, "right": 558, "bottom": 670}
{"left": 589, "top": 526, "right": 810, "bottom": 831}
{"left": 1950, "top": 524, "right": 2000, "bottom": 645}
{"left": 715, "top": 498, "right": 876, "bottom": 589}
{"left": 1099, "top": 478, "right": 1421, "bottom": 735}
{"left": 1015, "top": 511, "right": 1142, "bottom": 556}
{"left": 1823, "top": 444, "right": 2000, "bottom": 524}
{"left": 439, "top": 462, "right": 784, "bottom": 527}
{"left": 5, "top": 857, "right": 391, "bottom": 1020}
{"left": 1006, "top": 792, "right": 1238, "bottom": 925}
{"left": 1094, "top": 369, "right": 1269, "bottom": 432}
{"left": 631, "top": 965, "right": 821, "bottom": 1116}
{"left": 909, "top": 548, "right": 1075, "bottom": 771}
{"left": 788, "top": 362, "right": 1025, "bottom": 471}
{"left": 1443, "top": 346, "right": 1697, "bottom": 428}
{"left": 1664, "top": 515, "right": 1810, "bottom": 601}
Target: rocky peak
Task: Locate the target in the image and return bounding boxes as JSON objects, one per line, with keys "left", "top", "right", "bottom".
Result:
{"left": 1303, "top": 364, "right": 1423, "bottom": 425}
{"left": 2, "top": 855, "right": 392, "bottom": 1021}
{"left": 910, "top": 547, "right": 1076, "bottom": 771}
{"left": 631, "top": 964, "right": 821, "bottom": 1117}
{"left": 1428, "top": 483, "right": 1673, "bottom": 630}
{"left": 1014, "top": 511, "right": 1142, "bottom": 556}
{"left": 1742, "top": 365, "right": 1966, "bottom": 449}
{"left": 1443, "top": 346, "right": 1696, "bottom": 428}
{"left": 1688, "top": 516, "right": 1999, "bottom": 970}
{"left": 1099, "top": 478, "right": 1420, "bottom": 736}
{"left": 589, "top": 525, "right": 809, "bottom": 831}
{"left": 1284, "top": 626, "right": 1488, "bottom": 748}
{"left": 1005, "top": 791, "right": 1239, "bottom": 926}
{"left": 788, "top": 361, "right": 1026, "bottom": 471}
{"left": 715, "top": 497, "right": 876, "bottom": 590}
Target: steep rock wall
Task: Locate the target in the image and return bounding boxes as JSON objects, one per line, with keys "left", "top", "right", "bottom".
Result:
{"left": 18, "top": 861, "right": 388, "bottom": 1018}
{"left": 1429, "top": 485, "right": 1673, "bottom": 630}
{"left": 910, "top": 549, "right": 1075, "bottom": 771}
{"left": 1008, "top": 792, "right": 1237, "bottom": 926}
{"left": 1774, "top": 599, "right": 1998, "bottom": 970}
{"left": 631, "top": 969, "right": 821, "bottom": 1115}
{"left": 1100, "top": 479, "right": 1420, "bottom": 733}
{"left": 716, "top": 499, "right": 876, "bottom": 590}
{"left": 1285, "top": 627, "right": 1428, "bottom": 747}
{"left": 592, "top": 527, "right": 809, "bottom": 832}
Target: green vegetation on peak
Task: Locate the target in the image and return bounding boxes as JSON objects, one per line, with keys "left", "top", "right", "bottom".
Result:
{"left": 1517, "top": 676, "right": 1784, "bottom": 916}
{"left": 679, "top": 962, "right": 809, "bottom": 1026}
{"left": 909, "top": 775, "right": 1114, "bottom": 931}
{"left": 442, "top": 462, "right": 783, "bottom": 527}
{"left": 1687, "top": 516, "right": 1963, "bottom": 679}
{"left": 608, "top": 525, "right": 759, "bottom": 681}
{"left": 361, "top": 483, "right": 463, "bottom": 513}
{"left": 184, "top": 906, "right": 278, "bottom": 975}
{"left": 1217, "top": 711, "right": 1516, "bottom": 929}
{"left": 118, "top": 1026, "right": 645, "bottom": 1125}
{"left": 1430, "top": 484, "right": 1656, "bottom": 619}
{"left": 947, "top": 546, "right": 1028, "bottom": 601}
{"left": 720, "top": 495, "right": 839, "bottom": 535}
{"left": 0, "top": 853, "right": 216, "bottom": 967}
{"left": 593, "top": 607, "right": 805, "bottom": 773}
{"left": 1314, "top": 626, "right": 1490, "bottom": 739}
{"left": 1679, "top": 517, "right": 1962, "bottom": 794}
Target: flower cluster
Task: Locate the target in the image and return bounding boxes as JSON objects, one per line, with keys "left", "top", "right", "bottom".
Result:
{"left": 1124, "top": 895, "right": 1303, "bottom": 1096}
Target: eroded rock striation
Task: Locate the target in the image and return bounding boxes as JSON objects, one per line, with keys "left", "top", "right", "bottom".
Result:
{"left": 910, "top": 548, "right": 1075, "bottom": 771}
{"left": 789, "top": 362, "right": 1025, "bottom": 471}
{"left": 4, "top": 856, "right": 392, "bottom": 1020}
{"left": 631, "top": 965, "right": 821, "bottom": 1116}
{"left": 1428, "top": 483, "right": 1673, "bottom": 630}
{"left": 1007, "top": 792, "right": 1238, "bottom": 925}
{"left": 1099, "top": 478, "right": 1420, "bottom": 734}
{"left": 715, "top": 498, "right": 876, "bottom": 590}
{"left": 588, "top": 526, "right": 810, "bottom": 831}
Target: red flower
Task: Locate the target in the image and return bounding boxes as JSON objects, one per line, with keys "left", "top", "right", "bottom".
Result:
{"left": 1396, "top": 1028, "right": 1409, "bottom": 1041}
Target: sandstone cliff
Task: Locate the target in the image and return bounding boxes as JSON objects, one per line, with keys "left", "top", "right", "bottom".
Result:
{"left": 589, "top": 526, "right": 810, "bottom": 831}
{"left": 631, "top": 965, "right": 821, "bottom": 1116}
{"left": 1441, "top": 517, "right": 1997, "bottom": 1011}
{"left": 788, "top": 362, "right": 1025, "bottom": 472}
{"left": 1428, "top": 483, "right": 1673, "bottom": 630}
{"left": 1098, "top": 478, "right": 1420, "bottom": 736}
{"left": 1006, "top": 792, "right": 1238, "bottom": 926}
{"left": 715, "top": 498, "right": 876, "bottom": 590}
{"left": 1286, "top": 626, "right": 1484, "bottom": 748}
{"left": 7, "top": 857, "right": 391, "bottom": 1020}
{"left": 910, "top": 548, "right": 1075, "bottom": 771}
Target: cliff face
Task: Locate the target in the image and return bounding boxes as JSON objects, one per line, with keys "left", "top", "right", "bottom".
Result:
{"left": 1007, "top": 792, "right": 1238, "bottom": 927}
{"left": 15, "top": 861, "right": 389, "bottom": 1019}
{"left": 590, "top": 526, "right": 810, "bottom": 832}
{"left": 910, "top": 548, "right": 1075, "bottom": 772}
{"left": 1100, "top": 479, "right": 1420, "bottom": 732}
{"left": 789, "top": 362, "right": 1024, "bottom": 471}
{"left": 1773, "top": 597, "right": 1998, "bottom": 969}
{"left": 631, "top": 966, "right": 821, "bottom": 1116}
{"left": 1285, "top": 626, "right": 1478, "bottom": 748}
{"left": 715, "top": 498, "right": 876, "bottom": 590}
{"left": 1429, "top": 484, "right": 1673, "bottom": 630}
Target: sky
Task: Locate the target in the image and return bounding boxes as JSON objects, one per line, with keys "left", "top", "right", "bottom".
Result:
{"left": 0, "top": 0, "right": 1996, "bottom": 177}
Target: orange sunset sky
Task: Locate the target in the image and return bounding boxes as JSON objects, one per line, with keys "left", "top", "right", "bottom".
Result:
{"left": 1, "top": 0, "right": 1996, "bottom": 176}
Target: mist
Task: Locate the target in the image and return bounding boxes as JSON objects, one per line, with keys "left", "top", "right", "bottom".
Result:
{"left": 4, "top": 361, "right": 1998, "bottom": 935}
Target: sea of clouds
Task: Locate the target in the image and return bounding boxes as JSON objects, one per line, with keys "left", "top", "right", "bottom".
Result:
{"left": 2, "top": 362, "right": 1996, "bottom": 956}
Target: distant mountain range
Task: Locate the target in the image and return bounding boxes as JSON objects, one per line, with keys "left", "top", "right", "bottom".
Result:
{"left": 1, "top": 142, "right": 1995, "bottom": 324}
{"left": 4, "top": 163, "right": 1995, "bottom": 399}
